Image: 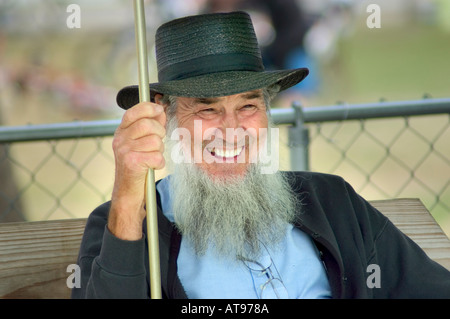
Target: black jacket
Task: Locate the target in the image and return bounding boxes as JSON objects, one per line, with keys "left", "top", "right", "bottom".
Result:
{"left": 72, "top": 171, "right": 450, "bottom": 299}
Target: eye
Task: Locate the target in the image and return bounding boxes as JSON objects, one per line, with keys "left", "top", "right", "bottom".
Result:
{"left": 239, "top": 104, "right": 257, "bottom": 112}
{"left": 200, "top": 108, "right": 215, "bottom": 113}
{"left": 197, "top": 108, "right": 218, "bottom": 116}
{"left": 196, "top": 107, "right": 219, "bottom": 119}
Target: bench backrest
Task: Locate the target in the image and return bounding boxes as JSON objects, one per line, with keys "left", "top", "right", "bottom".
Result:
{"left": 0, "top": 218, "right": 86, "bottom": 298}
{"left": 0, "top": 198, "right": 449, "bottom": 298}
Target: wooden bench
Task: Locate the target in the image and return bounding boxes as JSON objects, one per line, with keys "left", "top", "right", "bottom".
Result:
{"left": 0, "top": 198, "right": 449, "bottom": 299}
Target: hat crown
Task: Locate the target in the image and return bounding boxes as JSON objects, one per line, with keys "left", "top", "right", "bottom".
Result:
{"left": 155, "top": 11, "right": 264, "bottom": 82}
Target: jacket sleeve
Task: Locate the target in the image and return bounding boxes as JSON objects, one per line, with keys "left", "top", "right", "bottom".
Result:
{"left": 370, "top": 216, "right": 450, "bottom": 298}
{"left": 71, "top": 202, "right": 149, "bottom": 299}
{"left": 342, "top": 178, "right": 450, "bottom": 298}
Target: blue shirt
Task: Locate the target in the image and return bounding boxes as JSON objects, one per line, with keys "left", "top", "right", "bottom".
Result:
{"left": 157, "top": 175, "right": 331, "bottom": 299}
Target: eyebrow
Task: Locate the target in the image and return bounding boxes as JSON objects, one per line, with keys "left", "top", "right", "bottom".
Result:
{"left": 193, "top": 91, "right": 263, "bottom": 105}
{"left": 241, "top": 91, "right": 263, "bottom": 100}
{"left": 193, "top": 97, "right": 220, "bottom": 105}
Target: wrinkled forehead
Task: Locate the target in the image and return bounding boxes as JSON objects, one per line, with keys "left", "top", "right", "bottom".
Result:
{"left": 176, "top": 89, "right": 265, "bottom": 107}
{"left": 165, "top": 89, "right": 270, "bottom": 112}
{"left": 192, "top": 90, "right": 264, "bottom": 105}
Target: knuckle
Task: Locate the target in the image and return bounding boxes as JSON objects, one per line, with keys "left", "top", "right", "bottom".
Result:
{"left": 112, "top": 134, "right": 124, "bottom": 152}
{"left": 149, "top": 135, "right": 163, "bottom": 150}
{"left": 135, "top": 119, "right": 150, "bottom": 135}
{"left": 148, "top": 151, "right": 164, "bottom": 167}
{"left": 160, "top": 125, "right": 167, "bottom": 138}
{"left": 137, "top": 118, "right": 162, "bottom": 137}
{"left": 121, "top": 108, "right": 135, "bottom": 125}
{"left": 154, "top": 152, "right": 165, "bottom": 169}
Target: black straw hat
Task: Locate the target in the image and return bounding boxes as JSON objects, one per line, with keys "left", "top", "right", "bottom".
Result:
{"left": 116, "top": 11, "right": 309, "bottom": 110}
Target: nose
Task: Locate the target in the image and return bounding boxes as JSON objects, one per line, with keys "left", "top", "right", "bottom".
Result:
{"left": 220, "top": 110, "right": 240, "bottom": 130}
{"left": 219, "top": 110, "right": 253, "bottom": 150}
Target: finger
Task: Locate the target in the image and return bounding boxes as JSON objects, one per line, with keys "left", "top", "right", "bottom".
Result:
{"left": 125, "top": 117, "right": 166, "bottom": 140}
{"left": 114, "top": 140, "right": 165, "bottom": 173}
{"left": 136, "top": 151, "right": 166, "bottom": 171}
{"left": 131, "top": 134, "right": 165, "bottom": 153}
{"left": 120, "top": 102, "right": 164, "bottom": 129}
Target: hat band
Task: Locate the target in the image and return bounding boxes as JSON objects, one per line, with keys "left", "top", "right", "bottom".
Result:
{"left": 158, "top": 53, "right": 264, "bottom": 82}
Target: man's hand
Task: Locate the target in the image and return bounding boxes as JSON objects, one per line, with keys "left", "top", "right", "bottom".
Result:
{"left": 108, "top": 101, "right": 166, "bottom": 240}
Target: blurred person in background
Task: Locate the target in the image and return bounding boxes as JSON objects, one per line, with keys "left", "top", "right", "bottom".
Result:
{"left": 206, "top": 0, "right": 320, "bottom": 100}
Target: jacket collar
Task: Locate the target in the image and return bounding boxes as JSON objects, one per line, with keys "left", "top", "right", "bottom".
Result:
{"left": 285, "top": 171, "right": 345, "bottom": 298}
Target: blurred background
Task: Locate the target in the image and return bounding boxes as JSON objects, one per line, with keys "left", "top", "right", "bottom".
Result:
{"left": 0, "top": 0, "right": 449, "bottom": 236}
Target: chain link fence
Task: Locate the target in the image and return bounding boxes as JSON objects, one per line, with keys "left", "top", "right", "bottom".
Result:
{"left": 0, "top": 99, "right": 449, "bottom": 236}
{"left": 0, "top": 137, "right": 115, "bottom": 222}
{"left": 307, "top": 114, "right": 450, "bottom": 221}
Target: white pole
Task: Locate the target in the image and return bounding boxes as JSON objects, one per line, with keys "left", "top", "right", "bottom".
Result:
{"left": 133, "top": 0, "right": 162, "bottom": 299}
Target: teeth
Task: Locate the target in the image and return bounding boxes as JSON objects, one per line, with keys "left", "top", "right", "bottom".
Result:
{"left": 209, "top": 146, "right": 243, "bottom": 158}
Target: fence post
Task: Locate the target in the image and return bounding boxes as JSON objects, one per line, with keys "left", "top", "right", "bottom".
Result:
{"left": 288, "top": 101, "right": 310, "bottom": 171}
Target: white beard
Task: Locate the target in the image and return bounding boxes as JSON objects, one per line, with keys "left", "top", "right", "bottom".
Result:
{"left": 165, "top": 129, "right": 299, "bottom": 260}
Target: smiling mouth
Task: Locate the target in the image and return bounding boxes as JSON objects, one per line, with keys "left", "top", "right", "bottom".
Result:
{"left": 207, "top": 146, "right": 244, "bottom": 159}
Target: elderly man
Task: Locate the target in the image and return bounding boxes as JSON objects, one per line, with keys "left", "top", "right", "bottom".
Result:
{"left": 72, "top": 12, "right": 450, "bottom": 299}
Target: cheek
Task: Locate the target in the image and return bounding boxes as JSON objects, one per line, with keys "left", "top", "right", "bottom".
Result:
{"left": 245, "top": 113, "right": 268, "bottom": 139}
{"left": 245, "top": 114, "right": 269, "bottom": 159}
{"left": 183, "top": 121, "right": 216, "bottom": 163}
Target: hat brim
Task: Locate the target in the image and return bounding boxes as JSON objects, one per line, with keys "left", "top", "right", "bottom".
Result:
{"left": 116, "top": 68, "right": 308, "bottom": 110}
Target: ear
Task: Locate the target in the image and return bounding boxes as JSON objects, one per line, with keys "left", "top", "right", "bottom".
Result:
{"left": 154, "top": 93, "right": 164, "bottom": 105}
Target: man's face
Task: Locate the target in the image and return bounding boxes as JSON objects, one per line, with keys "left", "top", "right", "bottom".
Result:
{"left": 174, "top": 90, "right": 269, "bottom": 179}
